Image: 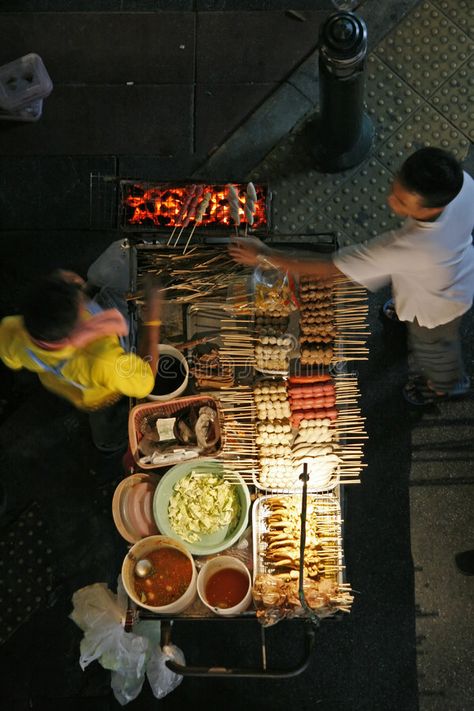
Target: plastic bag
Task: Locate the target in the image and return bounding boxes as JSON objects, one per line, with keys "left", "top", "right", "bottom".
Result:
{"left": 252, "top": 265, "right": 298, "bottom": 315}
{"left": 146, "top": 644, "right": 186, "bottom": 699}
{"left": 70, "top": 579, "right": 185, "bottom": 704}
{"left": 87, "top": 238, "right": 130, "bottom": 293}
{"left": 70, "top": 581, "right": 149, "bottom": 705}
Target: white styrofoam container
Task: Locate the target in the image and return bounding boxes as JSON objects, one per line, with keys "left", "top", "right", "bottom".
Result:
{"left": 0, "top": 53, "right": 53, "bottom": 112}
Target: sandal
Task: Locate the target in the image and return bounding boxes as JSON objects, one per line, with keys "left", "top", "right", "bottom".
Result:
{"left": 402, "top": 380, "right": 443, "bottom": 406}
{"left": 403, "top": 375, "right": 471, "bottom": 406}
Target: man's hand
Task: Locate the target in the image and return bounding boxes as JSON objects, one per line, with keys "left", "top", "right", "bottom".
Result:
{"left": 228, "top": 237, "right": 267, "bottom": 267}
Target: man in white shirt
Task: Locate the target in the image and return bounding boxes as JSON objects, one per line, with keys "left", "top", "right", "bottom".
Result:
{"left": 229, "top": 147, "right": 474, "bottom": 405}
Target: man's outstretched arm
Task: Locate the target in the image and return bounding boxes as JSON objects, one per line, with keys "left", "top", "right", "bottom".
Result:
{"left": 228, "top": 237, "right": 343, "bottom": 280}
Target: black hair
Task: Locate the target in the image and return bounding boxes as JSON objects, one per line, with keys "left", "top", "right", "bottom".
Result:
{"left": 22, "top": 273, "right": 81, "bottom": 342}
{"left": 397, "top": 147, "right": 463, "bottom": 209}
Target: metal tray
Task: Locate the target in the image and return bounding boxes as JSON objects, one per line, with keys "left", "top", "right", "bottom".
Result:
{"left": 252, "top": 491, "right": 344, "bottom": 585}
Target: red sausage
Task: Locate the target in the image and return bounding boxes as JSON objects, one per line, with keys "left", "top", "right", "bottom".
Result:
{"left": 288, "top": 374, "right": 332, "bottom": 385}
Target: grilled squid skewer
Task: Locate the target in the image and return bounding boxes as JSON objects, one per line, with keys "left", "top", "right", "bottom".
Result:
{"left": 227, "top": 183, "right": 241, "bottom": 230}
{"left": 244, "top": 181, "right": 258, "bottom": 230}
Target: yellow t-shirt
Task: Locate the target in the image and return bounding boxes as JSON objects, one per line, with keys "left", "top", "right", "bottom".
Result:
{"left": 0, "top": 315, "right": 154, "bottom": 411}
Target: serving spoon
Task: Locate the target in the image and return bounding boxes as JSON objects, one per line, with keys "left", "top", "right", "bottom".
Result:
{"left": 135, "top": 558, "right": 154, "bottom": 578}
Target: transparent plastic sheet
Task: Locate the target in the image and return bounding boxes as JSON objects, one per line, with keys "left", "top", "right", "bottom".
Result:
{"left": 70, "top": 576, "right": 185, "bottom": 704}
{"left": 70, "top": 580, "right": 148, "bottom": 704}
{"left": 146, "top": 644, "right": 186, "bottom": 699}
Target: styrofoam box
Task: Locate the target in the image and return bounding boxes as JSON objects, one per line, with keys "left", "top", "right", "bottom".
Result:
{"left": 0, "top": 53, "right": 53, "bottom": 112}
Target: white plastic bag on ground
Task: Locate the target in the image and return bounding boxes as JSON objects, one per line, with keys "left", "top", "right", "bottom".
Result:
{"left": 70, "top": 578, "right": 186, "bottom": 703}
{"left": 70, "top": 580, "right": 149, "bottom": 705}
{"left": 146, "top": 644, "right": 186, "bottom": 699}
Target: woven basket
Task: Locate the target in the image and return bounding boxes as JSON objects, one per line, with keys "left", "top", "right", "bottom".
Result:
{"left": 128, "top": 395, "right": 224, "bottom": 470}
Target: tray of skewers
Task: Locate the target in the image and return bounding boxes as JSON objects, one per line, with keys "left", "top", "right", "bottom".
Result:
{"left": 252, "top": 374, "right": 341, "bottom": 492}
{"left": 251, "top": 492, "right": 353, "bottom": 624}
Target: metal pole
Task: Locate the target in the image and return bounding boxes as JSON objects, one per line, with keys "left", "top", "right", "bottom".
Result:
{"left": 311, "top": 11, "right": 374, "bottom": 172}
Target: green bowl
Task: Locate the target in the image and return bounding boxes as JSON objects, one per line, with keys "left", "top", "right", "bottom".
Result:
{"left": 153, "top": 459, "right": 250, "bottom": 556}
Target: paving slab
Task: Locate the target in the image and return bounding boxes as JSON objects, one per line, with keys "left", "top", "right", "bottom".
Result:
{"left": 375, "top": 0, "right": 474, "bottom": 99}
{"left": 0, "top": 85, "right": 193, "bottom": 155}
{"left": 195, "top": 82, "right": 277, "bottom": 159}
{"left": 196, "top": 11, "right": 323, "bottom": 84}
{"left": 0, "top": 156, "right": 116, "bottom": 230}
{"left": 117, "top": 154, "right": 197, "bottom": 182}
{"left": 0, "top": 12, "right": 195, "bottom": 82}
{"left": 411, "top": 484, "right": 474, "bottom": 711}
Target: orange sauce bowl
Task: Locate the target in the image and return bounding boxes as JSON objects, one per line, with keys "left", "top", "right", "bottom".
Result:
{"left": 197, "top": 555, "right": 252, "bottom": 616}
{"left": 122, "top": 535, "right": 197, "bottom": 613}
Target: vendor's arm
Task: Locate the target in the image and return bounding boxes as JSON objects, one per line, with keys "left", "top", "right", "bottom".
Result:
{"left": 137, "top": 275, "right": 162, "bottom": 377}
{"left": 228, "top": 237, "right": 343, "bottom": 280}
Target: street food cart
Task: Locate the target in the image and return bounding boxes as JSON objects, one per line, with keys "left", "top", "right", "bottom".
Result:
{"left": 111, "top": 182, "right": 369, "bottom": 678}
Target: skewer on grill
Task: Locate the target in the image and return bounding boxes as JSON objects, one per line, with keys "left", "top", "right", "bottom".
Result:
{"left": 227, "top": 183, "right": 241, "bottom": 237}
{"left": 182, "top": 191, "right": 212, "bottom": 254}
{"left": 173, "top": 185, "right": 204, "bottom": 246}
{"left": 167, "top": 184, "right": 197, "bottom": 245}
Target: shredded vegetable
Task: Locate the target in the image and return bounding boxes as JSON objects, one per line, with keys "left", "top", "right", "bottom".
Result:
{"left": 168, "top": 471, "right": 241, "bottom": 543}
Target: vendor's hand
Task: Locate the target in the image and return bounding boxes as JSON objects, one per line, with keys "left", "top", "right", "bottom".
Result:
{"left": 228, "top": 237, "right": 267, "bottom": 267}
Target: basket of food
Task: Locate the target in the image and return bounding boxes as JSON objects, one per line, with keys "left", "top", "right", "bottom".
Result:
{"left": 128, "top": 395, "right": 224, "bottom": 470}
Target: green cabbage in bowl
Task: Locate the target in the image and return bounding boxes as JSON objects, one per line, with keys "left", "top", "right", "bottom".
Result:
{"left": 168, "top": 471, "right": 241, "bottom": 543}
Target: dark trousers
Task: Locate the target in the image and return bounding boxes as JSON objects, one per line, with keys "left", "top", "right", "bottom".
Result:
{"left": 88, "top": 397, "right": 130, "bottom": 452}
{"left": 406, "top": 315, "right": 465, "bottom": 392}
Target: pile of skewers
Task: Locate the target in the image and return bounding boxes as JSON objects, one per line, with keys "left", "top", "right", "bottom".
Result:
{"left": 135, "top": 247, "right": 250, "bottom": 303}
{"left": 252, "top": 494, "right": 353, "bottom": 624}
{"left": 254, "top": 380, "right": 293, "bottom": 488}
{"left": 252, "top": 372, "right": 366, "bottom": 490}
{"left": 298, "top": 276, "right": 369, "bottom": 364}
{"left": 214, "top": 387, "right": 259, "bottom": 484}
{"left": 298, "top": 278, "right": 335, "bottom": 365}
{"left": 289, "top": 373, "right": 367, "bottom": 487}
{"left": 258, "top": 495, "right": 343, "bottom": 580}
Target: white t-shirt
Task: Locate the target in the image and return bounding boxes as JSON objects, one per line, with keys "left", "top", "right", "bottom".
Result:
{"left": 333, "top": 171, "right": 474, "bottom": 328}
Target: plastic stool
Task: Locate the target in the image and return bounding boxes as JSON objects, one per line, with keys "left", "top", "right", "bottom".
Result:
{"left": 0, "top": 53, "right": 53, "bottom": 122}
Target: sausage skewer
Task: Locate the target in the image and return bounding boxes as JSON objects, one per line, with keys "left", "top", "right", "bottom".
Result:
{"left": 167, "top": 184, "right": 196, "bottom": 245}
{"left": 173, "top": 185, "right": 204, "bottom": 246}
{"left": 182, "top": 191, "right": 212, "bottom": 254}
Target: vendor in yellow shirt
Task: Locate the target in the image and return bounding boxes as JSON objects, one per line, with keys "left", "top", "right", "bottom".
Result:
{"left": 0, "top": 268, "right": 161, "bottom": 453}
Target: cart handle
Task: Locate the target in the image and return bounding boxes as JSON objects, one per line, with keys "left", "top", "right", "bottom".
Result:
{"left": 162, "top": 620, "right": 316, "bottom": 678}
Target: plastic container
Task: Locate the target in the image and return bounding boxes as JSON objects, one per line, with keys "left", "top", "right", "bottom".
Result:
{"left": 197, "top": 555, "right": 252, "bottom": 616}
{"left": 147, "top": 344, "right": 189, "bottom": 402}
{"left": 152, "top": 459, "right": 250, "bottom": 555}
{"left": 128, "top": 394, "right": 224, "bottom": 470}
{"left": 0, "top": 98, "right": 44, "bottom": 123}
{"left": 112, "top": 473, "right": 160, "bottom": 543}
{"left": 0, "top": 53, "right": 53, "bottom": 112}
{"left": 121, "top": 535, "right": 197, "bottom": 614}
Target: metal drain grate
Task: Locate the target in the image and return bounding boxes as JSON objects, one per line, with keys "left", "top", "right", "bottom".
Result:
{"left": 0, "top": 502, "right": 54, "bottom": 645}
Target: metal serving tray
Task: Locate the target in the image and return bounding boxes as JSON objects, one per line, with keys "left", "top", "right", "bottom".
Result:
{"left": 252, "top": 491, "right": 344, "bottom": 585}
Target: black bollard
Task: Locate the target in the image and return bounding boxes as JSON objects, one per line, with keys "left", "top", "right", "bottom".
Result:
{"left": 310, "top": 11, "right": 374, "bottom": 173}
